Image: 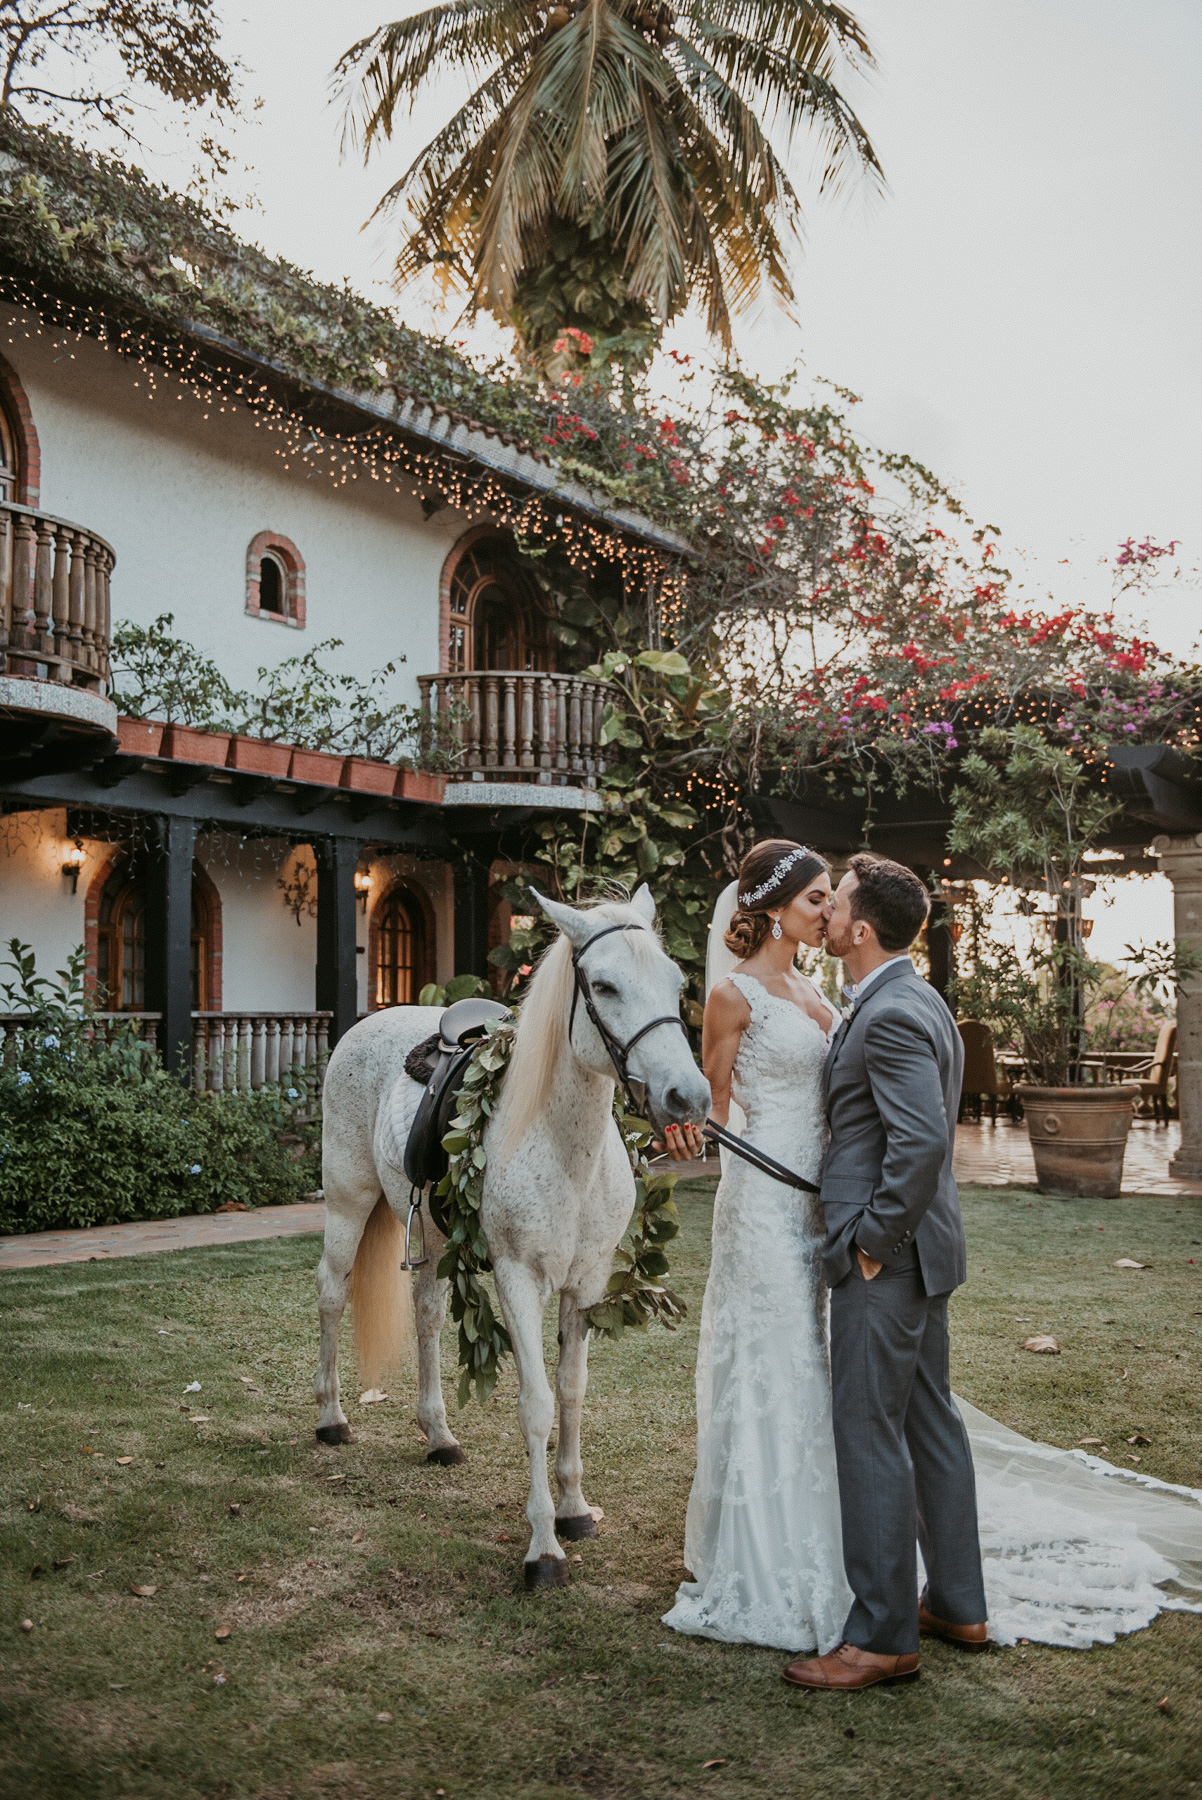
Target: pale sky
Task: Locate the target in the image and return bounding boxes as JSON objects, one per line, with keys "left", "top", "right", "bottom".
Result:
{"left": 128, "top": 0, "right": 1201, "bottom": 953}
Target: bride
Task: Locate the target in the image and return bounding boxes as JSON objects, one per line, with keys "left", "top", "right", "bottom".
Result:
{"left": 658, "top": 838, "right": 1202, "bottom": 1653}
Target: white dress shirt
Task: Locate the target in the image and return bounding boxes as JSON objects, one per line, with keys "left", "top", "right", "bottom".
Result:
{"left": 844, "top": 954, "right": 912, "bottom": 1007}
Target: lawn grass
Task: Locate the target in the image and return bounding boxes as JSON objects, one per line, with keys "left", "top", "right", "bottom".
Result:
{"left": 1, "top": 1179, "right": 1200, "bottom": 1800}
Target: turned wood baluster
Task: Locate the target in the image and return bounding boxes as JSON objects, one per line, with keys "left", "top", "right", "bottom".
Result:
{"left": 81, "top": 537, "right": 99, "bottom": 669}
{"left": 502, "top": 676, "right": 518, "bottom": 769}
{"left": 10, "top": 512, "right": 33, "bottom": 648}
{"left": 580, "top": 684, "right": 595, "bottom": 782}
{"left": 33, "top": 516, "right": 54, "bottom": 657}
{"left": 236, "top": 1018, "right": 252, "bottom": 1093}
{"left": 316, "top": 1015, "right": 330, "bottom": 1072}
{"left": 250, "top": 1017, "right": 266, "bottom": 1091}
{"left": 519, "top": 676, "right": 535, "bottom": 769}
{"left": 554, "top": 677, "right": 569, "bottom": 773}
{"left": 51, "top": 526, "right": 72, "bottom": 680}
{"left": 483, "top": 675, "right": 500, "bottom": 773}
{"left": 537, "top": 677, "right": 552, "bottom": 772}
{"left": 67, "top": 530, "right": 86, "bottom": 668}
{"left": 98, "top": 548, "right": 112, "bottom": 683}
{"left": 568, "top": 680, "right": 584, "bottom": 775}
{"left": 265, "top": 1015, "right": 281, "bottom": 1087}
{"left": 466, "top": 675, "right": 482, "bottom": 769}
{"left": 191, "top": 1020, "right": 206, "bottom": 1091}
{"left": 280, "top": 1018, "right": 296, "bottom": 1082}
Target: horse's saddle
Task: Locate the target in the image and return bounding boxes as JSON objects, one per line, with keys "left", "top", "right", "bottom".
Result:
{"left": 386, "top": 999, "right": 513, "bottom": 1214}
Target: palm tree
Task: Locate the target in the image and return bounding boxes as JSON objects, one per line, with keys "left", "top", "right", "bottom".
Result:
{"left": 336, "top": 1, "right": 882, "bottom": 379}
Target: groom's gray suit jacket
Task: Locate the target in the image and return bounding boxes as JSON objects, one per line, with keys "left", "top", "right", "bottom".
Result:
{"left": 821, "top": 959, "right": 966, "bottom": 1295}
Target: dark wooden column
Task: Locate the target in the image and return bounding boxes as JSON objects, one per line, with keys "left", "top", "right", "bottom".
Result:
{"left": 143, "top": 814, "right": 196, "bottom": 1077}
{"left": 453, "top": 854, "right": 492, "bottom": 980}
{"left": 926, "top": 897, "right": 955, "bottom": 1003}
{"left": 315, "top": 837, "right": 360, "bottom": 1047}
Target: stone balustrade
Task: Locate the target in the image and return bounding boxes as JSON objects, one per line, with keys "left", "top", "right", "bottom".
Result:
{"left": 417, "top": 670, "right": 616, "bottom": 785}
{"left": 0, "top": 500, "right": 115, "bottom": 689}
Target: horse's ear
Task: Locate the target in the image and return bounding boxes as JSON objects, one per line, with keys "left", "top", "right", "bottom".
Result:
{"left": 530, "top": 887, "right": 595, "bottom": 948}
{"left": 630, "top": 883, "right": 656, "bottom": 925}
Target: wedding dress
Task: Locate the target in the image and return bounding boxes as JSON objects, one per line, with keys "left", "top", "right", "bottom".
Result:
{"left": 662, "top": 883, "right": 1202, "bottom": 1654}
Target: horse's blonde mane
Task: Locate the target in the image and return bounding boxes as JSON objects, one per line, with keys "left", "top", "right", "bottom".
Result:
{"left": 497, "top": 898, "right": 662, "bottom": 1156}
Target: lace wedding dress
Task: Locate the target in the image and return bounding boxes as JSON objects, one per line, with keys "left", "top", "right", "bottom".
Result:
{"left": 663, "top": 884, "right": 1202, "bottom": 1653}
{"left": 662, "top": 971, "right": 854, "bottom": 1653}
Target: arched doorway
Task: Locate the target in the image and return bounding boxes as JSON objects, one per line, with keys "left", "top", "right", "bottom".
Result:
{"left": 0, "top": 351, "right": 38, "bottom": 505}
{"left": 444, "top": 534, "right": 553, "bottom": 675}
{"left": 372, "top": 879, "right": 435, "bottom": 1008}
{"left": 92, "top": 857, "right": 220, "bottom": 1011}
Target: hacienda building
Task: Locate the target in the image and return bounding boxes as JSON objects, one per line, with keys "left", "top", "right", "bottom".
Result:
{"left": 0, "top": 117, "right": 685, "bottom": 1084}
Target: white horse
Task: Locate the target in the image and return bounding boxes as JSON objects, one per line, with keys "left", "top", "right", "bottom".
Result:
{"left": 313, "top": 884, "right": 711, "bottom": 1585}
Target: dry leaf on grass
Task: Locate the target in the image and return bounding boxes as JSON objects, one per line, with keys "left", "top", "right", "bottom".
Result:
{"left": 375, "top": 1711, "right": 392, "bottom": 1723}
{"left": 1022, "top": 1335, "right": 1061, "bottom": 1354}
{"left": 1128, "top": 1433, "right": 1151, "bottom": 1446}
{"left": 129, "top": 1584, "right": 159, "bottom": 1598}
{"left": 351, "top": 1532, "right": 365, "bottom": 1545}
{"left": 115, "top": 1457, "right": 133, "bottom": 1466}
{"left": 188, "top": 1416, "right": 212, "bottom": 1425}
{"left": 214, "top": 1624, "right": 232, "bottom": 1642}
{"left": 1078, "top": 1437, "right": 1106, "bottom": 1446}
{"left": 1157, "top": 1696, "right": 1171, "bottom": 1714}
{"left": 1114, "top": 1259, "right": 1147, "bottom": 1270}
{"left": 358, "top": 1389, "right": 389, "bottom": 1405}
{"left": 238, "top": 1377, "right": 261, "bottom": 1390}
{"left": 19, "top": 1619, "right": 32, "bottom": 1632}
{"left": 702, "top": 1760, "right": 728, "bottom": 1770}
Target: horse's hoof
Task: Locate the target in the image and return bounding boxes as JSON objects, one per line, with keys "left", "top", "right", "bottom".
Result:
{"left": 555, "top": 1513, "right": 599, "bottom": 1542}
{"left": 426, "top": 1443, "right": 465, "bottom": 1466}
{"left": 315, "top": 1423, "right": 351, "bottom": 1446}
{"left": 524, "top": 1554, "right": 571, "bottom": 1591}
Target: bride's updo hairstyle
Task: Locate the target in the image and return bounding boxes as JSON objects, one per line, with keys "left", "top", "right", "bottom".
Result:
{"left": 724, "top": 839, "right": 829, "bottom": 958}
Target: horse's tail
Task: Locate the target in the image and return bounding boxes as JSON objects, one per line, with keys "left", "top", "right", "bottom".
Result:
{"left": 350, "top": 1196, "right": 415, "bottom": 1394}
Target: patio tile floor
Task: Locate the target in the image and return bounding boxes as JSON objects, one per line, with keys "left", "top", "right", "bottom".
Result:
{"left": 953, "top": 1116, "right": 1202, "bottom": 1197}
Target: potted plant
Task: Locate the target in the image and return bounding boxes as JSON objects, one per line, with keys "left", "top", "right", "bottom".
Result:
{"left": 396, "top": 767, "right": 446, "bottom": 804}
{"left": 340, "top": 755, "right": 396, "bottom": 796}
{"left": 161, "top": 721, "right": 230, "bottom": 766}
{"left": 116, "top": 715, "right": 167, "bottom": 756}
{"left": 227, "top": 735, "right": 294, "bottom": 777}
{"left": 948, "top": 725, "right": 1195, "bottom": 1197}
{"left": 288, "top": 746, "right": 345, "bottom": 786}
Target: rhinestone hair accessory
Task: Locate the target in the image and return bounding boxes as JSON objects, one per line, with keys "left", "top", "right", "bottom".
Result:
{"left": 738, "top": 846, "right": 812, "bottom": 908}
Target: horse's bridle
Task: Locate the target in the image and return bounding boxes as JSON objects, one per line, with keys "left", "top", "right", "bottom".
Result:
{"left": 568, "top": 923, "right": 690, "bottom": 1113}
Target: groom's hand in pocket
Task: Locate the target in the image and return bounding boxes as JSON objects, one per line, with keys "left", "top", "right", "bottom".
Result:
{"left": 856, "top": 1246, "right": 883, "bottom": 1281}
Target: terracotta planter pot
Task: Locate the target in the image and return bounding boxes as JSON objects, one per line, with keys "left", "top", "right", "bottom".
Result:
{"left": 226, "top": 735, "right": 293, "bottom": 777}
{"left": 161, "top": 723, "right": 230, "bottom": 766}
{"left": 395, "top": 768, "right": 445, "bottom": 804}
{"left": 116, "top": 716, "right": 166, "bottom": 757}
{"left": 288, "top": 747, "right": 345, "bottom": 786}
{"left": 1017, "top": 1083, "right": 1140, "bottom": 1198}
{"left": 341, "top": 756, "right": 397, "bottom": 795}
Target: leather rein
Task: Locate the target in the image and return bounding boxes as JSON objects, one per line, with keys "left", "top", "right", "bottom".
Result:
{"left": 568, "top": 922, "right": 690, "bottom": 1114}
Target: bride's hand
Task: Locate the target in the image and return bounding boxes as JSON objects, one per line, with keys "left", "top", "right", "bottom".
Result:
{"left": 653, "top": 1122, "right": 706, "bottom": 1162}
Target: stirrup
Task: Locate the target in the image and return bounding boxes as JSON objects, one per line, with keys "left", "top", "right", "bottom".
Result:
{"left": 400, "top": 1193, "right": 429, "bottom": 1270}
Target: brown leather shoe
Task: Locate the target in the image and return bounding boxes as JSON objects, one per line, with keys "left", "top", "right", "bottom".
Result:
{"left": 781, "top": 1643, "right": 920, "bottom": 1691}
{"left": 918, "top": 1602, "right": 990, "bottom": 1652}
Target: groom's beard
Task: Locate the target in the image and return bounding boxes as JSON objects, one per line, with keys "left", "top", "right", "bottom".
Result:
{"left": 822, "top": 923, "right": 852, "bottom": 961}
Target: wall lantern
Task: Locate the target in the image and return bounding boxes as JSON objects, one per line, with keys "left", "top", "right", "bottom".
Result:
{"left": 354, "top": 869, "right": 371, "bottom": 913}
{"left": 61, "top": 840, "right": 86, "bottom": 895}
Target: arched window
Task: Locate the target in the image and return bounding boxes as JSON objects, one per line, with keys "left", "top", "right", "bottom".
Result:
{"left": 372, "top": 881, "right": 434, "bottom": 1008}
{"left": 445, "top": 536, "right": 552, "bottom": 675}
{"left": 93, "top": 859, "right": 219, "bottom": 1011}
{"left": 246, "top": 532, "right": 306, "bottom": 627}
{"left": 0, "top": 351, "right": 39, "bottom": 505}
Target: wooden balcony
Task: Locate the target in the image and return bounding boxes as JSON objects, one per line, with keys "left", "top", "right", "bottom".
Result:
{"left": 417, "top": 670, "right": 616, "bottom": 786}
{"left": 0, "top": 499, "right": 114, "bottom": 689}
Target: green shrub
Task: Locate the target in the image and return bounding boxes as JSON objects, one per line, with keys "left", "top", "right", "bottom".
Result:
{"left": 0, "top": 943, "right": 321, "bottom": 1234}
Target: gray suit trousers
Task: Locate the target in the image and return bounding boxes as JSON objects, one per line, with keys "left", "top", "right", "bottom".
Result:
{"left": 830, "top": 1253, "right": 988, "bottom": 1655}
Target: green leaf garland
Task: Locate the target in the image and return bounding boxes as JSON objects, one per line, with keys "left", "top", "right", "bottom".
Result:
{"left": 435, "top": 1021, "right": 688, "bottom": 1404}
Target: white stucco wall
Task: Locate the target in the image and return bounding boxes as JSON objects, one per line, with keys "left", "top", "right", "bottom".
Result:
{"left": 2, "top": 307, "right": 474, "bottom": 702}
{"left": 0, "top": 809, "right": 96, "bottom": 984}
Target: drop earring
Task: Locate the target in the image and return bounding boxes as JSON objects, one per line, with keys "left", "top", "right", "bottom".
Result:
{"left": 771, "top": 915, "right": 783, "bottom": 940}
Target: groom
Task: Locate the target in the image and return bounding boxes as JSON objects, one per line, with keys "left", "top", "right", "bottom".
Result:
{"left": 783, "top": 853, "right": 988, "bottom": 1692}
